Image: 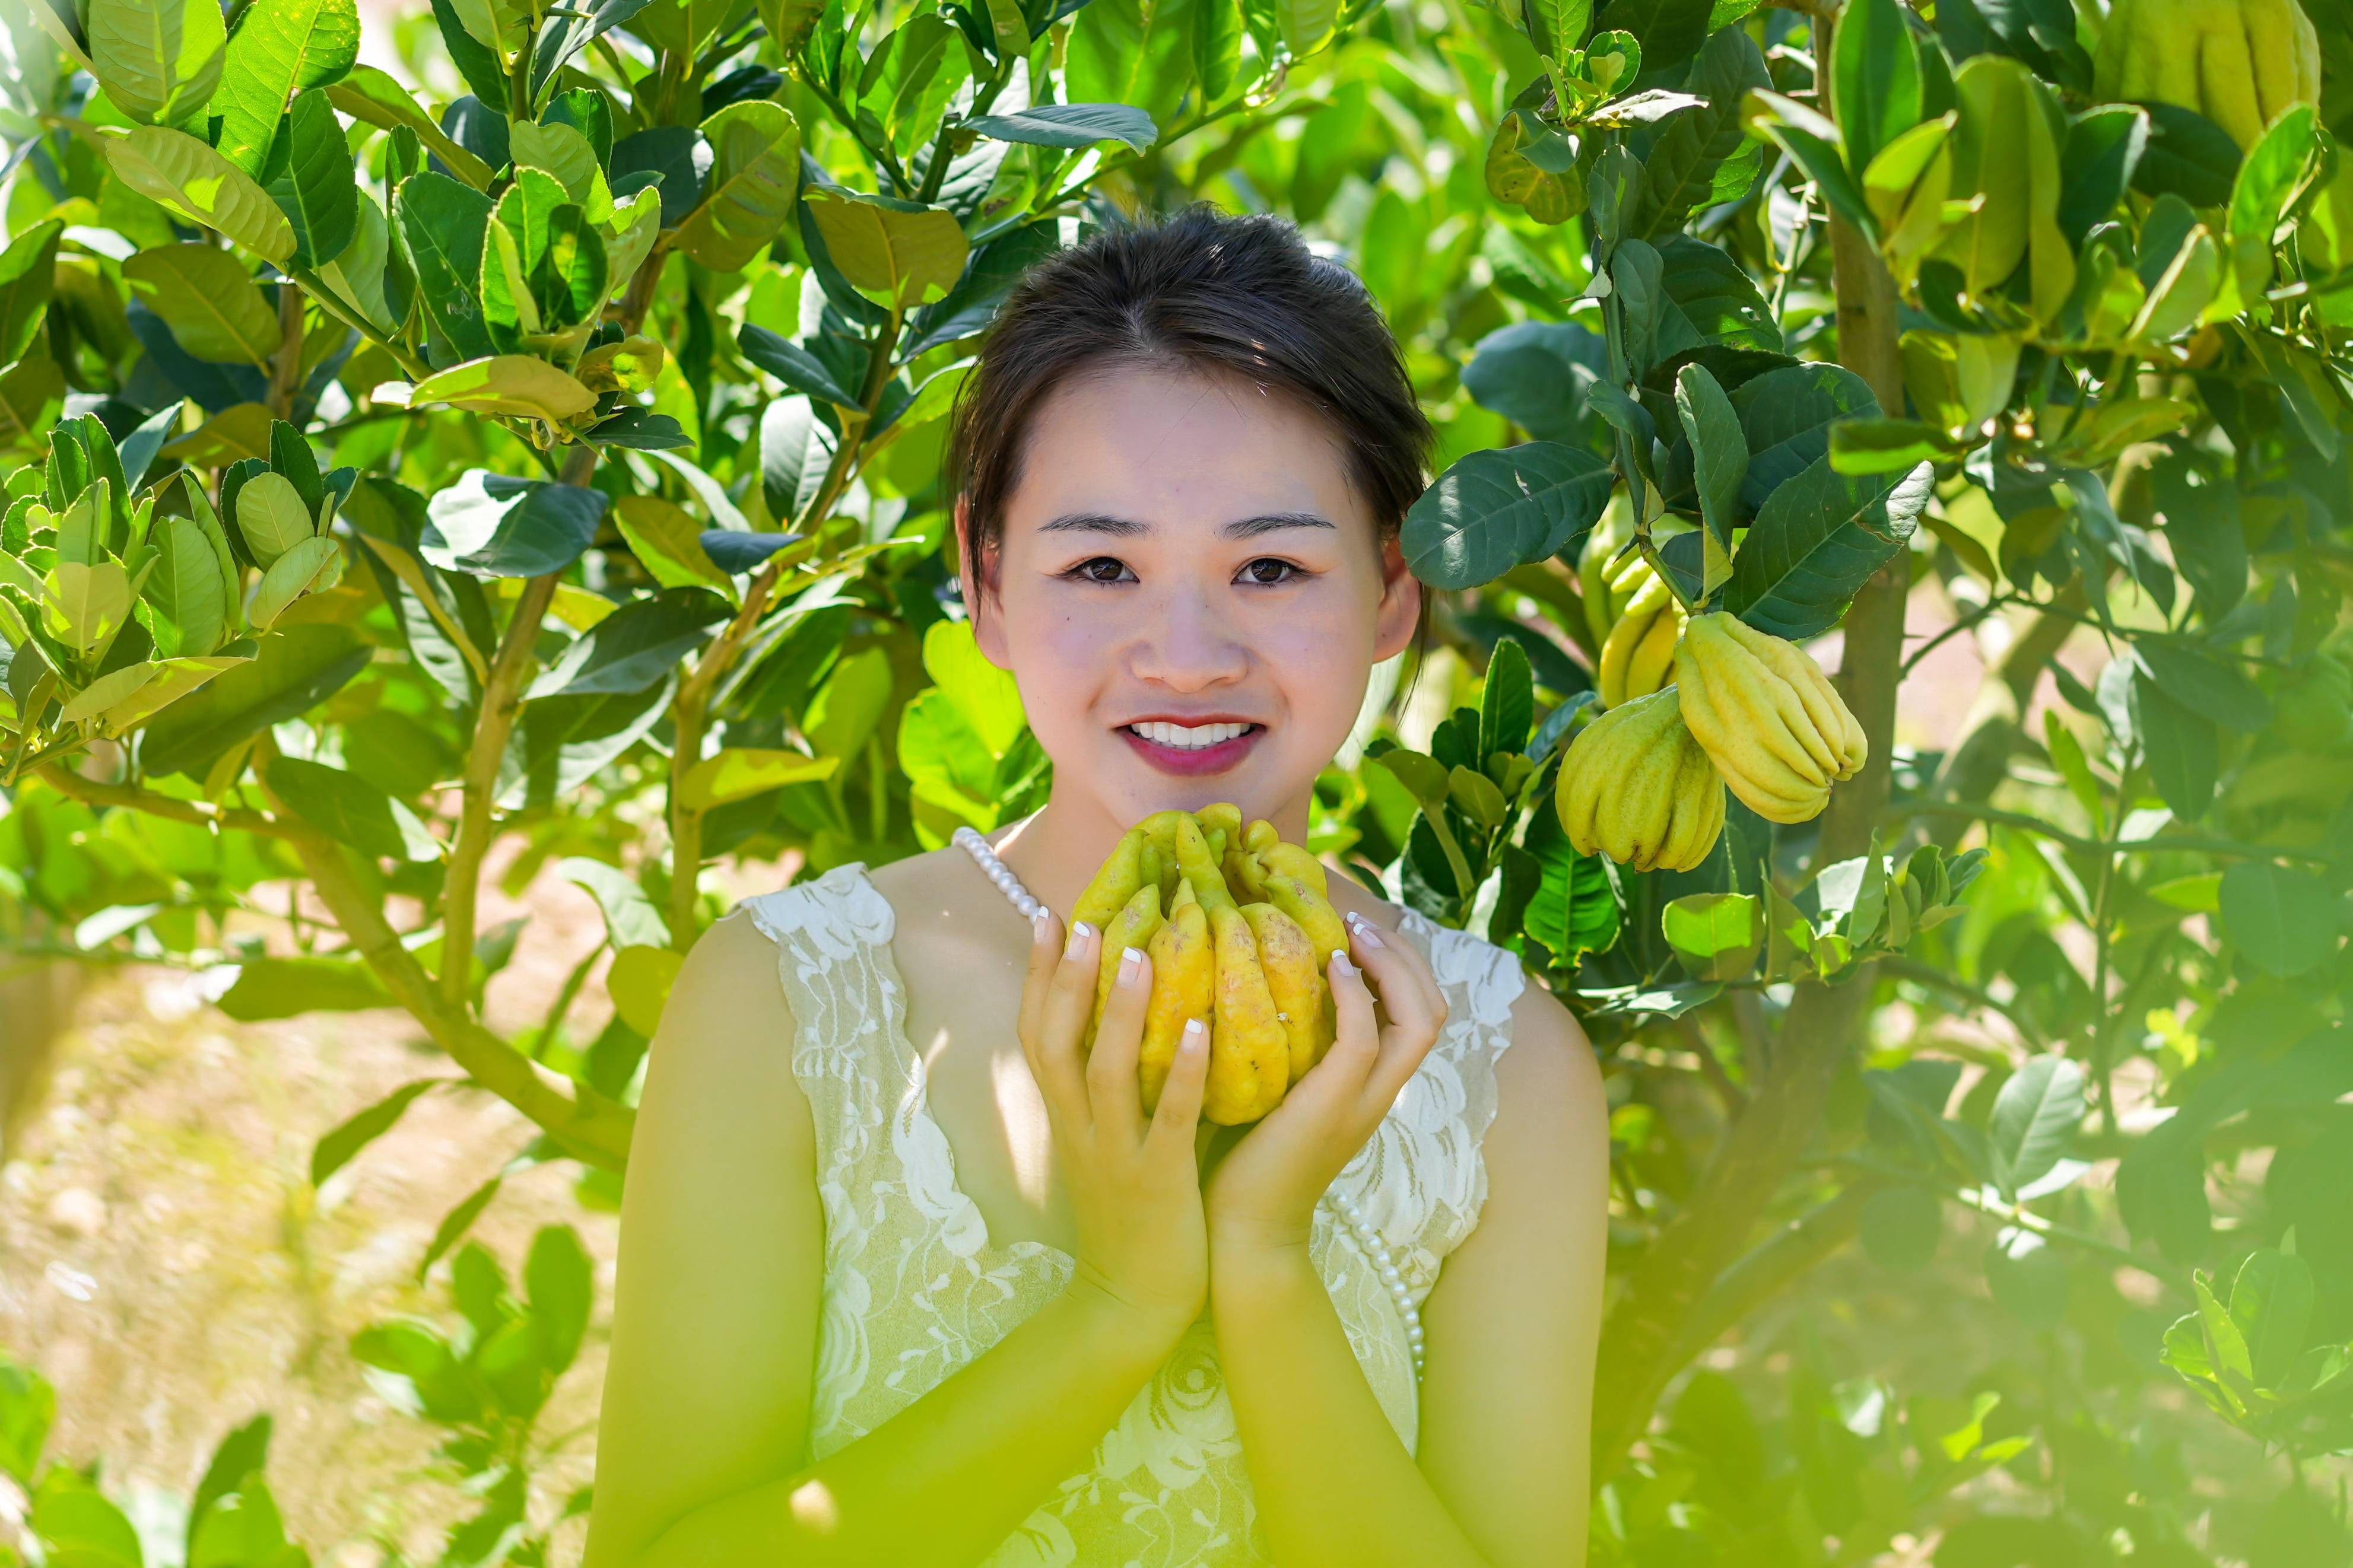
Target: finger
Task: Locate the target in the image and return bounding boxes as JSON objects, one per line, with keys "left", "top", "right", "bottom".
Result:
{"left": 1349, "top": 909, "right": 1445, "bottom": 1020}
{"left": 1034, "top": 919, "right": 1101, "bottom": 1126}
{"left": 1315, "top": 948, "right": 1382, "bottom": 1092}
{"left": 1145, "top": 1017, "right": 1211, "bottom": 1158}
{"left": 1087, "top": 942, "right": 1153, "bottom": 1145}
{"left": 1017, "top": 907, "right": 1062, "bottom": 1051}
{"left": 1344, "top": 915, "right": 1445, "bottom": 1050}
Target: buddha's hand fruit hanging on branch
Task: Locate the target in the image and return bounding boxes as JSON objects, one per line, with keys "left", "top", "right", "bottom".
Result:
{"left": 1551, "top": 611, "right": 1865, "bottom": 871}
{"left": 1070, "top": 804, "right": 1346, "bottom": 1125}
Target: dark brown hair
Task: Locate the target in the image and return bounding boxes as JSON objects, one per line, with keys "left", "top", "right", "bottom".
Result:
{"left": 946, "top": 202, "right": 1434, "bottom": 591}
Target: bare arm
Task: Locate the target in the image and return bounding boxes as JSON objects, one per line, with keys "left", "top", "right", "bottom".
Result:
{"left": 581, "top": 907, "right": 1211, "bottom": 1568}
{"left": 1210, "top": 960, "right": 1607, "bottom": 1568}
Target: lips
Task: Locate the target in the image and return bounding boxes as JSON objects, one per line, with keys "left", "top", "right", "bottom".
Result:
{"left": 1119, "top": 718, "right": 1265, "bottom": 777}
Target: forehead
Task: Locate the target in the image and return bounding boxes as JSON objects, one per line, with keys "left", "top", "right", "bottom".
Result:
{"left": 1004, "top": 362, "right": 1367, "bottom": 533}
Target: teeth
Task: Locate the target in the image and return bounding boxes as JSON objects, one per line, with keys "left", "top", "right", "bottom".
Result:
{"left": 1129, "top": 720, "right": 1252, "bottom": 749}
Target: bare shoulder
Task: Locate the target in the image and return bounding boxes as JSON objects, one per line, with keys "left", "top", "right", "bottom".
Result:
{"left": 862, "top": 842, "right": 985, "bottom": 912}
{"left": 1495, "top": 976, "right": 1606, "bottom": 1140}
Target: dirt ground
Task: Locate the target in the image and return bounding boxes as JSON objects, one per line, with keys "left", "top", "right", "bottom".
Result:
{"left": 0, "top": 845, "right": 793, "bottom": 1567}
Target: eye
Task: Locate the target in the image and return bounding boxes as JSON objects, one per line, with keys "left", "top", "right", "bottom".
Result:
{"left": 1065, "top": 555, "right": 1134, "bottom": 584}
{"left": 1239, "top": 557, "right": 1303, "bottom": 586}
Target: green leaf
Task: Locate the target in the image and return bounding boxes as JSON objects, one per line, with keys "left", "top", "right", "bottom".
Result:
{"left": 2218, "top": 862, "right": 2341, "bottom": 978}
{"left": 608, "top": 943, "right": 686, "bottom": 1035}
{"left": 739, "top": 325, "right": 860, "bottom": 407}
{"left": 235, "top": 470, "right": 315, "bottom": 570}
{"left": 312, "top": 1077, "right": 456, "bottom": 1185}
{"left": 2130, "top": 102, "right": 2240, "bottom": 208}
{"left": 406, "top": 355, "right": 598, "bottom": 421}
{"left": 2058, "top": 104, "right": 2147, "bottom": 244}
{"left": 1831, "top": 0, "right": 1919, "bottom": 176}
{"left": 675, "top": 100, "right": 803, "bottom": 273}
{"left": 1674, "top": 362, "right": 1744, "bottom": 572}
{"left": 261, "top": 87, "right": 357, "bottom": 268}
{"left": 613, "top": 495, "right": 731, "bottom": 593}
{"left": 211, "top": 0, "right": 360, "bottom": 176}
{"left": 1730, "top": 360, "right": 1879, "bottom": 513}
{"left": 2133, "top": 640, "right": 2272, "bottom": 731}
{"left": 1728, "top": 458, "right": 1930, "bottom": 639}
{"left": 1662, "top": 891, "right": 1761, "bottom": 981}
{"left": 679, "top": 747, "right": 842, "bottom": 808}
{"left": 1987, "top": 1053, "right": 2082, "bottom": 1196}
{"left": 2228, "top": 1248, "right": 2316, "bottom": 1391}
{"left": 2132, "top": 673, "right": 2218, "bottom": 819}
{"left": 86, "top": 0, "right": 227, "bottom": 126}
{"left": 1067, "top": 0, "right": 1197, "bottom": 132}
{"left": 216, "top": 953, "right": 393, "bottom": 1018}
{"left": 394, "top": 171, "right": 496, "bottom": 361}
{"left": 31, "top": 1471, "right": 146, "bottom": 1568}
{"left": 137, "top": 621, "right": 364, "bottom": 780}
{"left": 1652, "top": 234, "right": 1782, "bottom": 359}
{"left": 1592, "top": 0, "right": 1710, "bottom": 74}
{"left": 525, "top": 1224, "right": 594, "bottom": 1376}
{"left": 421, "top": 470, "right": 609, "bottom": 578}
{"left": 1828, "top": 415, "right": 1957, "bottom": 474}
{"left": 1525, "top": 0, "right": 1593, "bottom": 55}
{"left": 264, "top": 753, "right": 440, "bottom": 860}
{"left": 1193, "top": 0, "right": 1241, "bottom": 97}
{"left": 967, "top": 103, "right": 1160, "bottom": 152}
{"left": 1403, "top": 442, "right": 1614, "bottom": 590}
{"left": 0, "top": 221, "right": 63, "bottom": 370}
{"left": 1745, "top": 89, "right": 1875, "bottom": 240}
{"left": 120, "top": 244, "right": 280, "bottom": 370}
{"left": 532, "top": 0, "right": 654, "bottom": 96}
{"left": 510, "top": 119, "right": 601, "bottom": 201}
{"left": 141, "top": 511, "right": 233, "bottom": 657}
{"left": 859, "top": 16, "right": 968, "bottom": 164}
{"left": 1479, "top": 636, "right": 1535, "bottom": 759}
{"left": 1276, "top": 0, "right": 1340, "bottom": 56}
{"left": 100, "top": 125, "right": 297, "bottom": 263}
{"left": 325, "top": 66, "right": 492, "bottom": 189}
{"left": 557, "top": 856, "right": 671, "bottom": 949}
{"left": 802, "top": 186, "right": 968, "bottom": 306}
{"left": 1628, "top": 27, "right": 1770, "bottom": 237}
{"left": 526, "top": 588, "right": 729, "bottom": 698}
{"left": 922, "top": 616, "right": 1026, "bottom": 755}
{"left": 247, "top": 531, "right": 342, "bottom": 626}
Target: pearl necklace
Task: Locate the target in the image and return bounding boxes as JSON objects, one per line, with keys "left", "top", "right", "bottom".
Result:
{"left": 952, "top": 823, "right": 1427, "bottom": 1382}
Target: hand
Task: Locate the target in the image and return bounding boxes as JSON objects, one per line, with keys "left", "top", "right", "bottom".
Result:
{"left": 1200, "top": 910, "right": 1450, "bottom": 1257}
{"left": 1021, "top": 909, "right": 1215, "bottom": 1341}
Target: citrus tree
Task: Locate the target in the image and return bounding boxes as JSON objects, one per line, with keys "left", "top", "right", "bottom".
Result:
{"left": 1, "top": 0, "right": 2350, "bottom": 1559}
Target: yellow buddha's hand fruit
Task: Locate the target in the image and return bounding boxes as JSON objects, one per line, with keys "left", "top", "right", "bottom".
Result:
{"left": 1088, "top": 882, "right": 1163, "bottom": 1051}
{"left": 1555, "top": 688, "right": 1727, "bottom": 872}
{"left": 1242, "top": 902, "right": 1332, "bottom": 1084}
{"left": 2093, "top": 0, "right": 2320, "bottom": 151}
{"left": 1672, "top": 613, "right": 1866, "bottom": 824}
{"left": 1138, "top": 879, "right": 1213, "bottom": 1114}
{"left": 1072, "top": 826, "right": 1147, "bottom": 933}
{"left": 1598, "top": 574, "right": 1685, "bottom": 709}
{"left": 1083, "top": 807, "right": 1347, "bottom": 1122}
{"left": 1205, "top": 904, "right": 1291, "bottom": 1124}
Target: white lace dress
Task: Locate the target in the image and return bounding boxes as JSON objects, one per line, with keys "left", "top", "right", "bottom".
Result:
{"left": 738, "top": 861, "right": 1528, "bottom": 1567}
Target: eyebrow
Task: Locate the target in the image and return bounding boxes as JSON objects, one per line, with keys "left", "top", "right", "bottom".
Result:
{"left": 1037, "top": 511, "right": 1336, "bottom": 539}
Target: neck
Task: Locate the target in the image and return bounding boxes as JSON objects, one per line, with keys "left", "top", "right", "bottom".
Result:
{"left": 990, "top": 784, "right": 1318, "bottom": 916}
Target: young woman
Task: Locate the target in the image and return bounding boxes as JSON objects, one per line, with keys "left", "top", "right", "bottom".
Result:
{"left": 580, "top": 205, "right": 1610, "bottom": 1568}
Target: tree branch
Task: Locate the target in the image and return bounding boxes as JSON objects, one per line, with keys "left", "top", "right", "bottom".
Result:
{"left": 36, "top": 762, "right": 292, "bottom": 838}
{"left": 437, "top": 444, "right": 595, "bottom": 1004}
{"left": 1589, "top": 20, "right": 1905, "bottom": 1481}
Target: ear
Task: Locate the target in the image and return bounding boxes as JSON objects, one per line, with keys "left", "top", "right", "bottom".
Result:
{"left": 957, "top": 495, "right": 1012, "bottom": 669}
{"left": 1372, "top": 531, "right": 1421, "bottom": 661}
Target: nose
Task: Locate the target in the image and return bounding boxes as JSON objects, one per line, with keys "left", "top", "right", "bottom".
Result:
{"left": 1127, "top": 579, "right": 1249, "bottom": 692}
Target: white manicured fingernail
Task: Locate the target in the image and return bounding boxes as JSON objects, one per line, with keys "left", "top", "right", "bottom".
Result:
{"left": 1332, "top": 949, "right": 1354, "bottom": 977}
{"left": 1352, "top": 922, "right": 1384, "bottom": 949}
{"left": 1182, "top": 1019, "right": 1206, "bottom": 1052}
{"left": 1117, "top": 946, "right": 1144, "bottom": 987}
{"left": 1066, "top": 921, "right": 1094, "bottom": 959}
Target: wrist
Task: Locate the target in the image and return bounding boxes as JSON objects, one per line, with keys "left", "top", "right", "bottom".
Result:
{"left": 1209, "top": 1210, "right": 1317, "bottom": 1265}
{"left": 1058, "top": 1269, "right": 1198, "bottom": 1354}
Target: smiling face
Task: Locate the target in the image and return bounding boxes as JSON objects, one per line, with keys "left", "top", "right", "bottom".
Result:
{"left": 962, "top": 362, "right": 1420, "bottom": 838}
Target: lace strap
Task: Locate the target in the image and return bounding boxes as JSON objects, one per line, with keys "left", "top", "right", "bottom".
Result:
{"left": 1336, "top": 913, "right": 1526, "bottom": 1298}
